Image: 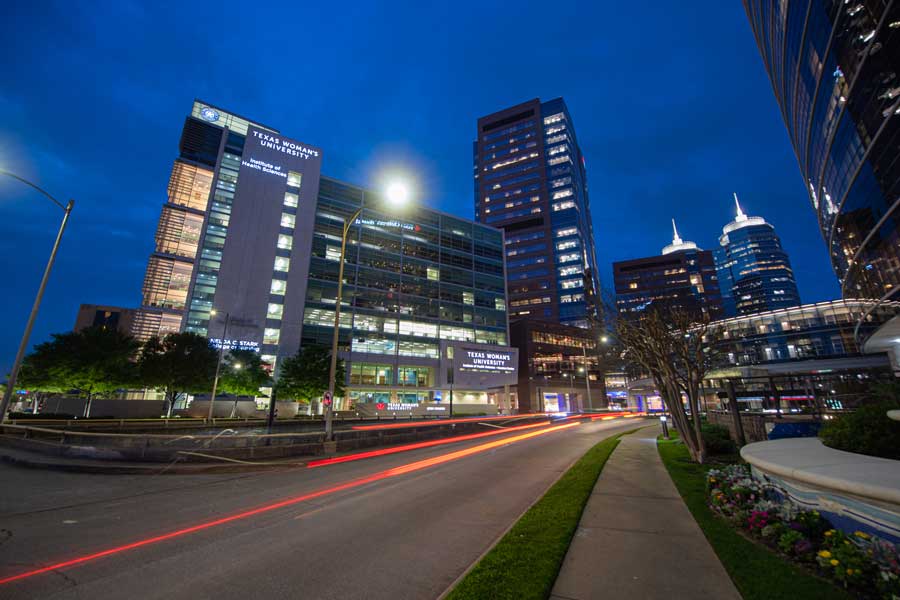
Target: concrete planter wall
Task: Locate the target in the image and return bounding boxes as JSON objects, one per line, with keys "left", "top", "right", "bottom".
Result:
{"left": 741, "top": 438, "right": 900, "bottom": 543}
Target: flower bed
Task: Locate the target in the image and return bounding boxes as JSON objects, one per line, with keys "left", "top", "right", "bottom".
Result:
{"left": 707, "top": 464, "right": 900, "bottom": 599}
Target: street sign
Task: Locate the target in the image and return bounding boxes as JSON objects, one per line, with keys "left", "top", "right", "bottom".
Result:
{"left": 323, "top": 392, "right": 333, "bottom": 407}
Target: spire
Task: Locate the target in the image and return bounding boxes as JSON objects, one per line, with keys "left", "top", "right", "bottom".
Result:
{"left": 734, "top": 192, "right": 747, "bottom": 222}
{"left": 662, "top": 218, "right": 699, "bottom": 255}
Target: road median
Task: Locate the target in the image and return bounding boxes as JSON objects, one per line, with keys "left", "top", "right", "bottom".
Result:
{"left": 443, "top": 426, "right": 642, "bottom": 600}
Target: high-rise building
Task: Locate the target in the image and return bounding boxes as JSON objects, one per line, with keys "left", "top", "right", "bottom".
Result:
{"left": 714, "top": 194, "right": 801, "bottom": 316}
{"left": 128, "top": 100, "right": 517, "bottom": 414}
{"left": 614, "top": 221, "right": 723, "bottom": 321}
{"left": 743, "top": 3, "right": 900, "bottom": 309}
{"left": 474, "top": 98, "right": 601, "bottom": 328}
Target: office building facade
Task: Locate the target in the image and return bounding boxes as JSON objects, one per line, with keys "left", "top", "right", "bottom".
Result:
{"left": 743, "top": 2, "right": 900, "bottom": 307}
{"left": 131, "top": 100, "right": 515, "bottom": 412}
{"left": 509, "top": 320, "right": 601, "bottom": 413}
{"left": 715, "top": 194, "right": 801, "bottom": 316}
{"left": 474, "top": 98, "right": 601, "bottom": 328}
{"left": 614, "top": 222, "right": 724, "bottom": 321}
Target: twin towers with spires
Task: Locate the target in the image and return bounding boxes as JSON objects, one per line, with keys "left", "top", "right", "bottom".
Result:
{"left": 614, "top": 194, "right": 800, "bottom": 320}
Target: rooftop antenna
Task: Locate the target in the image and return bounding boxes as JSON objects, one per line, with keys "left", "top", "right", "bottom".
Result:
{"left": 671, "top": 218, "right": 683, "bottom": 244}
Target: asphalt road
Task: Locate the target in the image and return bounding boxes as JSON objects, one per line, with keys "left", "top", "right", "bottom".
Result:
{"left": 0, "top": 418, "right": 644, "bottom": 600}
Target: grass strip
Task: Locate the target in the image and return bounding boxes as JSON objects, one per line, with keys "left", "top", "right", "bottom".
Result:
{"left": 446, "top": 428, "right": 639, "bottom": 600}
{"left": 657, "top": 435, "right": 852, "bottom": 600}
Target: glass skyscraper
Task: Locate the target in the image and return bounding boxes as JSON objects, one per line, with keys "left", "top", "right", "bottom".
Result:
{"left": 714, "top": 194, "right": 800, "bottom": 316}
{"left": 743, "top": 2, "right": 900, "bottom": 305}
{"left": 474, "top": 98, "right": 601, "bottom": 328}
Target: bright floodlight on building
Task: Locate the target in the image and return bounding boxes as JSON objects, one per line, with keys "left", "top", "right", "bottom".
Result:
{"left": 385, "top": 180, "right": 410, "bottom": 205}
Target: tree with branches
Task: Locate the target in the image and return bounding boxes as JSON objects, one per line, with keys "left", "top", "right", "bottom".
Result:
{"left": 277, "top": 345, "right": 345, "bottom": 407}
{"left": 138, "top": 332, "right": 218, "bottom": 418}
{"left": 18, "top": 327, "right": 139, "bottom": 417}
{"left": 615, "top": 303, "right": 714, "bottom": 463}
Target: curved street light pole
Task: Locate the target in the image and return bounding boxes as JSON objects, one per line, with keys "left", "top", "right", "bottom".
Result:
{"left": 207, "top": 310, "right": 230, "bottom": 421}
{"left": 0, "top": 171, "right": 74, "bottom": 422}
{"left": 325, "top": 205, "right": 364, "bottom": 441}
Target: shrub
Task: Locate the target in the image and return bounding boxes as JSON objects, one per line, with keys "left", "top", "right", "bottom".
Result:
{"left": 819, "top": 401, "right": 900, "bottom": 460}
{"left": 778, "top": 530, "right": 804, "bottom": 554}
{"left": 701, "top": 423, "right": 738, "bottom": 456}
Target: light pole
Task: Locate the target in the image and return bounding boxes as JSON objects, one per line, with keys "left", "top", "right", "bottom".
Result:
{"left": 581, "top": 344, "right": 592, "bottom": 412}
{"left": 207, "top": 309, "right": 230, "bottom": 421}
{"left": 325, "top": 183, "right": 408, "bottom": 440}
{"left": 0, "top": 171, "right": 74, "bottom": 422}
{"left": 325, "top": 205, "right": 363, "bottom": 441}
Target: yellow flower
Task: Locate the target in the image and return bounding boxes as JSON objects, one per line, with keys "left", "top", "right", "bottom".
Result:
{"left": 854, "top": 531, "right": 869, "bottom": 540}
{"left": 824, "top": 530, "right": 834, "bottom": 537}
{"left": 818, "top": 551, "right": 832, "bottom": 558}
{"left": 846, "top": 569, "right": 854, "bottom": 575}
{"left": 830, "top": 559, "right": 839, "bottom": 566}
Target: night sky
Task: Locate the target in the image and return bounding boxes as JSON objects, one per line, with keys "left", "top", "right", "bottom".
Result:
{"left": 0, "top": 1, "right": 840, "bottom": 373}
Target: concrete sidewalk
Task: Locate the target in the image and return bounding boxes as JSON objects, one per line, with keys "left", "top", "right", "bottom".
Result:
{"left": 550, "top": 427, "right": 741, "bottom": 599}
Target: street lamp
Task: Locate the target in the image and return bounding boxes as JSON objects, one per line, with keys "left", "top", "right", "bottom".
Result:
{"left": 0, "top": 170, "right": 74, "bottom": 422}
{"left": 581, "top": 345, "right": 593, "bottom": 412}
{"left": 207, "top": 309, "right": 231, "bottom": 421}
{"left": 325, "top": 180, "right": 409, "bottom": 440}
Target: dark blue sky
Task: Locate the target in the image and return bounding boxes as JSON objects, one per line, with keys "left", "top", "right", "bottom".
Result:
{"left": 0, "top": 1, "right": 839, "bottom": 372}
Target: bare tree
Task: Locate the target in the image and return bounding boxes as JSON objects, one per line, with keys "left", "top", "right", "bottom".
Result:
{"left": 615, "top": 303, "right": 712, "bottom": 463}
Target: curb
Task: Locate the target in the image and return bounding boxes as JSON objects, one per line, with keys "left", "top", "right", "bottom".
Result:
{"left": 435, "top": 421, "right": 650, "bottom": 599}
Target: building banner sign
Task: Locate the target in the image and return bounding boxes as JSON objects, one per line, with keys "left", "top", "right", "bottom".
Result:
{"left": 451, "top": 343, "right": 518, "bottom": 388}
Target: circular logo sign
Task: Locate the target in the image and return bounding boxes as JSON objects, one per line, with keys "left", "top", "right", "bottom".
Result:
{"left": 199, "top": 107, "right": 220, "bottom": 122}
{"left": 375, "top": 402, "right": 387, "bottom": 411}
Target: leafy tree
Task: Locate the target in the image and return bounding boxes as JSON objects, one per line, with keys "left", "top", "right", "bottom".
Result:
{"left": 276, "top": 345, "right": 345, "bottom": 405}
{"left": 218, "top": 349, "right": 271, "bottom": 417}
{"left": 219, "top": 349, "right": 271, "bottom": 396}
{"left": 18, "top": 327, "right": 139, "bottom": 417}
{"left": 138, "top": 332, "right": 218, "bottom": 418}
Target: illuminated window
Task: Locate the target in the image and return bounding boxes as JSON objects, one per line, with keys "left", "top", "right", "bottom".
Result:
{"left": 281, "top": 213, "right": 296, "bottom": 229}
{"left": 274, "top": 257, "right": 290, "bottom": 272}
{"left": 629, "top": 282, "right": 638, "bottom": 289}
{"left": 287, "top": 171, "right": 302, "bottom": 188}
{"left": 556, "top": 227, "right": 577, "bottom": 237}
{"left": 553, "top": 200, "right": 576, "bottom": 211}
{"left": 284, "top": 192, "right": 299, "bottom": 207}
{"left": 427, "top": 267, "right": 440, "bottom": 281}
{"left": 543, "top": 113, "right": 565, "bottom": 125}
{"left": 261, "top": 354, "right": 277, "bottom": 370}
{"left": 325, "top": 246, "right": 342, "bottom": 262}
{"left": 277, "top": 234, "right": 293, "bottom": 250}
{"left": 270, "top": 279, "right": 287, "bottom": 295}
{"left": 556, "top": 240, "right": 579, "bottom": 251}
{"left": 495, "top": 298, "right": 506, "bottom": 311}
{"left": 267, "top": 303, "right": 283, "bottom": 320}
{"left": 399, "top": 320, "right": 438, "bottom": 338}
{"left": 560, "top": 279, "right": 583, "bottom": 289}
{"left": 463, "top": 292, "right": 474, "bottom": 306}
{"left": 263, "top": 328, "right": 281, "bottom": 344}
{"left": 558, "top": 252, "right": 580, "bottom": 263}
{"left": 552, "top": 188, "right": 573, "bottom": 200}
{"left": 559, "top": 265, "right": 582, "bottom": 277}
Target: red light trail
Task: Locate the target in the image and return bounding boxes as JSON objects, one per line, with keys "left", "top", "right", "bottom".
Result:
{"left": 0, "top": 422, "right": 579, "bottom": 586}
{"left": 306, "top": 420, "right": 550, "bottom": 468}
